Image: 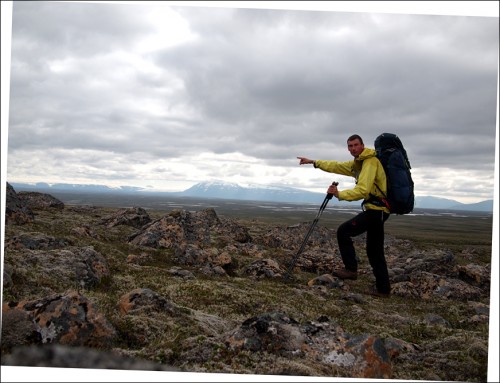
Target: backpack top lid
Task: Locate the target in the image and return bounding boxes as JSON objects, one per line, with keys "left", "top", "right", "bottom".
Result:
{"left": 375, "top": 132, "right": 403, "bottom": 151}
{"left": 375, "top": 133, "right": 411, "bottom": 169}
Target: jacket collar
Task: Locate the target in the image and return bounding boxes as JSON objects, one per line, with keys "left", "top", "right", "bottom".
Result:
{"left": 356, "top": 148, "right": 376, "bottom": 161}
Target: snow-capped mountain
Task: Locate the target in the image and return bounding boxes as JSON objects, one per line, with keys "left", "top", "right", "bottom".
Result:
{"left": 8, "top": 181, "right": 494, "bottom": 212}
{"left": 181, "top": 180, "right": 325, "bottom": 203}
{"left": 181, "top": 181, "right": 494, "bottom": 211}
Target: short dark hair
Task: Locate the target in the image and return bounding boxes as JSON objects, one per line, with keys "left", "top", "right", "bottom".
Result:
{"left": 347, "top": 134, "right": 364, "bottom": 144}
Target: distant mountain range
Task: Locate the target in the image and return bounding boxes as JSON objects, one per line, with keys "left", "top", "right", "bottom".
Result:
{"left": 8, "top": 181, "right": 494, "bottom": 213}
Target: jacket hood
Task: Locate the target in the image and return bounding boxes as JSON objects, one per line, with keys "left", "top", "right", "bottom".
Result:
{"left": 356, "top": 148, "right": 377, "bottom": 161}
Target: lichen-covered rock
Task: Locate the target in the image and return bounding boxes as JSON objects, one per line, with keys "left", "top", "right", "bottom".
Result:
{"left": 342, "top": 334, "right": 392, "bottom": 379}
{"left": 9, "top": 246, "right": 109, "bottom": 290}
{"left": 100, "top": 207, "right": 151, "bottom": 228}
{"left": 226, "top": 312, "right": 305, "bottom": 354}
{"left": 226, "top": 312, "right": 393, "bottom": 379}
{"left": 127, "top": 212, "right": 194, "bottom": 249}
{"left": 456, "top": 263, "right": 490, "bottom": 289}
{"left": 216, "top": 219, "right": 252, "bottom": 243}
{"left": 70, "top": 225, "right": 99, "bottom": 238}
{"left": 18, "top": 191, "right": 65, "bottom": 210}
{"left": 391, "top": 271, "right": 483, "bottom": 301}
{"left": 307, "top": 273, "right": 344, "bottom": 289}
{"left": 244, "top": 258, "right": 284, "bottom": 279}
{"left": 2, "top": 292, "right": 116, "bottom": 349}
{"left": 174, "top": 244, "right": 233, "bottom": 269}
{"left": 6, "top": 232, "right": 70, "bottom": 250}
{"left": 5, "top": 182, "right": 34, "bottom": 225}
{"left": 1, "top": 303, "right": 40, "bottom": 352}
{"left": 117, "top": 288, "right": 178, "bottom": 315}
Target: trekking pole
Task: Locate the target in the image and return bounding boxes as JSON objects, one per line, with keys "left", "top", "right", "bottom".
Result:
{"left": 284, "top": 181, "right": 338, "bottom": 280}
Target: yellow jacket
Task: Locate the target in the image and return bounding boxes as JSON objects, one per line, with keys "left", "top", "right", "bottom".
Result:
{"left": 314, "top": 148, "right": 389, "bottom": 213}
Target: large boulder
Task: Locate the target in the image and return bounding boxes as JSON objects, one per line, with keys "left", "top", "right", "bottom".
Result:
{"left": 7, "top": 246, "right": 109, "bottom": 291}
{"left": 226, "top": 312, "right": 393, "bottom": 379}
{"left": 5, "top": 232, "right": 70, "bottom": 250}
{"left": 5, "top": 182, "right": 34, "bottom": 225}
{"left": 17, "top": 191, "right": 65, "bottom": 210}
{"left": 128, "top": 208, "right": 251, "bottom": 250}
{"left": 99, "top": 207, "right": 151, "bottom": 228}
{"left": 2, "top": 292, "right": 116, "bottom": 351}
{"left": 391, "top": 271, "right": 483, "bottom": 301}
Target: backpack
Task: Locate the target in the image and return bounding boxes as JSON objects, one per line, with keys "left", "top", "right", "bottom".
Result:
{"left": 369, "top": 133, "right": 415, "bottom": 215}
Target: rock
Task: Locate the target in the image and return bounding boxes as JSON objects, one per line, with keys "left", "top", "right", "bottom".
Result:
{"left": 303, "top": 318, "right": 393, "bottom": 379}
{"left": 466, "top": 302, "right": 489, "bottom": 324}
{"left": 168, "top": 266, "right": 196, "bottom": 279}
{"left": 17, "top": 191, "right": 65, "bottom": 210}
{"left": 397, "top": 248, "right": 457, "bottom": 277}
{"left": 1, "top": 303, "right": 40, "bottom": 352}
{"left": 2, "top": 344, "right": 177, "bottom": 371}
{"left": 100, "top": 207, "right": 151, "bottom": 228}
{"left": 424, "top": 313, "right": 451, "bottom": 328}
{"left": 257, "top": 223, "right": 336, "bottom": 251}
{"left": 127, "top": 211, "right": 197, "bottom": 249}
{"left": 193, "top": 207, "right": 220, "bottom": 226}
{"left": 199, "top": 263, "right": 228, "bottom": 277}
{"left": 6, "top": 232, "right": 69, "bottom": 250}
{"left": 391, "top": 271, "right": 482, "bottom": 301}
{"left": 468, "top": 301, "right": 489, "bottom": 316}
{"left": 342, "top": 334, "right": 392, "bottom": 379}
{"left": 383, "top": 336, "right": 419, "bottom": 359}
{"left": 126, "top": 252, "right": 153, "bottom": 265}
{"left": 226, "top": 312, "right": 305, "bottom": 354}
{"left": 307, "top": 273, "right": 344, "bottom": 289}
{"left": 2, "top": 292, "right": 116, "bottom": 349}
{"left": 457, "top": 263, "right": 490, "bottom": 289}
{"left": 244, "top": 258, "right": 284, "bottom": 279}
{"left": 71, "top": 225, "right": 99, "bottom": 238}
{"left": 216, "top": 218, "right": 252, "bottom": 243}
{"left": 5, "top": 182, "right": 34, "bottom": 225}
{"left": 168, "top": 208, "right": 215, "bottom": 243}
{"left": 12, "top": 246, "right": 109, "bottom": 290}
{"left": 227, "top": 312, "right": 393, "bottom": 379}
{"left": 117, "top": 288, "right": 178, "bottom": 315}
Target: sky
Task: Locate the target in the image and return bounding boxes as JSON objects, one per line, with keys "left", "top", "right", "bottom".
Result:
{"left": 1, "top": 1, "right": 499, "bottom": 206}
{"left": 0, "top": 3, "right": 499, "bottom": 383}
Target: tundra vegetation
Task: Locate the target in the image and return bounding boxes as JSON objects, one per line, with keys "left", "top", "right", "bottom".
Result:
{"left": 2, "top": 184, "right": 493, "bottom": 381}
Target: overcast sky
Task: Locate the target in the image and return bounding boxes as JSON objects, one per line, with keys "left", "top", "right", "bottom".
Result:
{"left": 1, "top": 2, "right": 499, "bottom": 204}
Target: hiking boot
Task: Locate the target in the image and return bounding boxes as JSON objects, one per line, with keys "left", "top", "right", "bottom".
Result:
{"left": 332, "top": 268, "right": 358, "bottom": 280}
{"left": 366, "top": 287, "right": 390, "bottom": 298}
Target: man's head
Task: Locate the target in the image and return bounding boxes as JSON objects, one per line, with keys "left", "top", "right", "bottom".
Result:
{"left": 347, "top": 134, "right": 365, "bottom": 158}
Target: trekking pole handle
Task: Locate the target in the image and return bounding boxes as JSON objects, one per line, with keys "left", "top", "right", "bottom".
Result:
{"left": 326, "top": 181, "right": 339, "bottom": 200}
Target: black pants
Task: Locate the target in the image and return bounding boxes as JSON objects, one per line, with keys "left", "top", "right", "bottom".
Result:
{"left": 337, "top": 209, "right": 391, "bottom": 294}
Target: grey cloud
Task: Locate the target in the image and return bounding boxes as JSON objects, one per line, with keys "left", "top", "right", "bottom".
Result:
{"left": 11, "top": 2, "right": 151, "bottom": 59}
{"left": 153, "top": 9, "right": 497, "bottom": 162}
{"left": 5, "top": 2, "right": 498, "bottom": 202}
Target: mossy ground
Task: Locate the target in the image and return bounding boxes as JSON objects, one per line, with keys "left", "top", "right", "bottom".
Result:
{"left": 2, "top": 201, "right": 493, "bottom": 381}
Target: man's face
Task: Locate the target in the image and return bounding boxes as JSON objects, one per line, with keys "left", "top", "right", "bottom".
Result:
{"left": 347, "top": 139, "right": 365, "bottom": 158}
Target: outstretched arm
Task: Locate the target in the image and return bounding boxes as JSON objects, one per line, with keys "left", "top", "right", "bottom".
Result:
{"left": 297, "top": 157, "right": 315, "bottom": 165}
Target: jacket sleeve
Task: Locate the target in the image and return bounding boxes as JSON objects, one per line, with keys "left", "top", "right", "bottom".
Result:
{"left": 337, "top": 157, "right": 379, "bottom": 202}
{"left": 314, "top": 160, "right": 354, "bottom": 177}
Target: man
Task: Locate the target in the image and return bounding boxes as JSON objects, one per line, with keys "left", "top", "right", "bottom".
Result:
{"left": 297, "top": 134, "right": 391, "bottom": 297}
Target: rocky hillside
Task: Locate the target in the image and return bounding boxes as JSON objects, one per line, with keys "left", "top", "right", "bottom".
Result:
{"left": 2, "top": 183, "right": 491, "bottom": 381}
